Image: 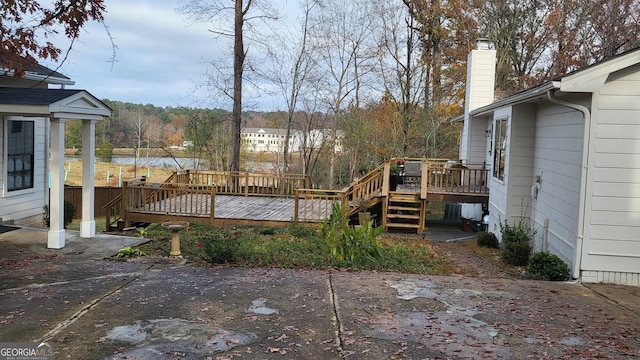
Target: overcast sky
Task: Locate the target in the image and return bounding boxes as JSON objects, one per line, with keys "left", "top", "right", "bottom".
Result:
{"left": 44, "top": 0, "right": 298, "bottom": 110}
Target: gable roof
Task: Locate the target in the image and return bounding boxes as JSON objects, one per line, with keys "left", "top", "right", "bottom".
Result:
{"left": 0, "top": 88, "right": 83, "bottom": 105}
{"left": 1, "top": 61, "right": 74, "bottom": 86}
{"left": 0, "top": 87, "right": 111, "bottom": 119}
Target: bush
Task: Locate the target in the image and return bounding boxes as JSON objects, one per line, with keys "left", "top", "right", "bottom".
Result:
{"left": 200, "top": 234, "right": 242, "bottom": 264}
{"left": 259, "top": 226, "right": 276, "bottom": 235}
{"left": 500, "top": 218, "right": 532, "bottom": 244}
{"left": 476, "top": 231, "right": 499, "bottom": 248}
{"left": 502, "top": 241, "right": 532, "bottom": 266}
{"left": 528, "top": 252, "right": 570, "bottom": 281}
{"left": 64, "top": 200, "right": 76, "bottom": 229}
{"left": 321, "top": 204, "right": 383, "bottom": 263}
{"left": 42, "top": 200, "right": 76, "bottom": 229}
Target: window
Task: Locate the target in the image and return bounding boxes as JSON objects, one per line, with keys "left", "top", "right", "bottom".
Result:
{"left": 493, "top": 118, "right": 507, "bottom": 180}
{"left": 7, "top": 120, "right": 34, "bottom": 191}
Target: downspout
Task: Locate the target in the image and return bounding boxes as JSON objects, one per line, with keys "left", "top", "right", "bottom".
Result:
{"left": 546, "top": 90, "right": 591, "bottom": 279}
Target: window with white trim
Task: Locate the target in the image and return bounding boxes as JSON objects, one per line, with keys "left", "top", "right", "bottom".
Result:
{"left": 493, "top": 118, "right": 507, "bottom": 181}
{"left": 7, "top": 120, "right": 35, "bottom": 191}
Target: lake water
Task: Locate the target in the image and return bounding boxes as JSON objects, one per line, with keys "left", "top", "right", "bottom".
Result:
{"left": 65, "top": 155, "right": 275, "bottom": 171}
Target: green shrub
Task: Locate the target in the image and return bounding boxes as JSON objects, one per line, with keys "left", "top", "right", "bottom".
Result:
{"left": 116, "top": 246, "right": 146, "bottom": 259}
{"left": 42, "top": 201, "right": 76, "bottom": 229}
{"left": 200, "top": 234, "right": 242, "bottom": 264}
{"left": 499, "top": 218, "right": 533, "bottom": 244}
{"left": 528, "top": 252, "right": 570, "bottom": 281}
{"left": 259, "top": 226, "right": 276, "bottom": 235}
{"left": 63, "top": 201, "right": 76, "bottom": 229}
{"left": 476, "top": 231, "right": 499, "bottom": 248}
{"left": 502, "top": 241, "right": 532, "bottom": 266}
{"left": 321, "top": 204, "right": 383, "bottom": 263}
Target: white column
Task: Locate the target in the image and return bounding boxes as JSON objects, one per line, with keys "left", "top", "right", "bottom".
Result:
{"left": 48, "top": 118, "right": 66, "bottom": 248}
{"left": 80, "top": 119, "right": 96, "bottom": 238}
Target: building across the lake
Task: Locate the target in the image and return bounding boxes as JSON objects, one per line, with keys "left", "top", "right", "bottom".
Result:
{"left": 241, "top": 127, "right": 343, "bottom": 154}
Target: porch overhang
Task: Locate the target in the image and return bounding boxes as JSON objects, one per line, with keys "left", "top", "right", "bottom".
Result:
{"left": 0, "top": 87, "right": 111, "bottom": 249}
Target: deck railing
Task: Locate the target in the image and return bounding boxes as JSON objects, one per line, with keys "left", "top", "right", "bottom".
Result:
{"left": 294, "top": 189, "right": 344, "bottom": 222}
{"left": 294, "top": 162, "right": 387, "bottom": 222}
{"left": 104, "top": 160, "right": 489, "bottom": 230}
{"left": 427, "top": 163, "right": 489, "bottom": 194}
{"left": 175, "top": 170, "right": 310, "bottom": 197}
{"left": 123, "top": 180, "right": 216, "bottom": 219}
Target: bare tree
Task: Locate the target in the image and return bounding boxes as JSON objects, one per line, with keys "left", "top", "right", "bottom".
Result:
{"left": 261, "top": 0, "right": 317, "bottom": 174}
{"left": 375, "top": 2, "right": 426, "bottom": 155}
{"left": 308, "top": 0, "right": 379, "bottom": 186}
{"left": 179, "top": 0, "right": 278, "bottom": 172}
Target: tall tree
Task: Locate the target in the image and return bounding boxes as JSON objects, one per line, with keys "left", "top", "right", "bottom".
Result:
{"left": 478, "top": 0, "right": 554, "bottom": 93}
{"left": 1, "top": 0, "right": 106, "bottom": 75}
{"left": 376, "top": 2, "right": 426, "bottom": 155}
{"left": 262, "top": 0, "right": 317, "bottom": 174}
{"left": 179, "top": 0, "right": 277, "bottom": 172}
{"left": 309, "top": 0, "right": 378, "bottom": 186}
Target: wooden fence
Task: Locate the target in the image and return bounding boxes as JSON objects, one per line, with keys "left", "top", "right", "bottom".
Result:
{"left": 64, "top": 186, "right": 121, "bottom": 219}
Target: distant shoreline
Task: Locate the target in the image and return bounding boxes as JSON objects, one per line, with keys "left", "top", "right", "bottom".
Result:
{"left": 64, "top": 148, "right": 188, "bottom": 157}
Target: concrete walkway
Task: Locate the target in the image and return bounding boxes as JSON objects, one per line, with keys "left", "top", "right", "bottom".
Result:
{"left": 0, "top": 227, "right": 639, "bottom": 359}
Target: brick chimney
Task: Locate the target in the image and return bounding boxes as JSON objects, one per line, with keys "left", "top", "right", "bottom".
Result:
{"left": 459, "top": 38, "right": 496, "bottom": 163}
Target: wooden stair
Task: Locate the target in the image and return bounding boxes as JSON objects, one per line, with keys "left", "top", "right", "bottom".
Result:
{"left": 384, "top": 192, "right": 425, "bottom": 233}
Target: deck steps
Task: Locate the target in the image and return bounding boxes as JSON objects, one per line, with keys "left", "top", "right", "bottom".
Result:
{"left": 385, "top": 192, "right": 425, "bottom": 233}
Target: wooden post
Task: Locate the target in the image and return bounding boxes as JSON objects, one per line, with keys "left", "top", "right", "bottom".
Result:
{"left": 382, "top": 161, "right": 390, "bottom": 197}
{"left": 294, "top": 190, "right": 299, "bottom": 222}
{"left": 420, "top": 161, "right": 428, "bottom": 200}
{"left": 244, "top": 172, "right": 249, "bottom": 196}
{"left": 210, "top": 186, "right": 216, "bottom": 222}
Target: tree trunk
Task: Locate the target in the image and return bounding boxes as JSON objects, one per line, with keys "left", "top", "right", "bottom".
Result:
{"left": 230, "top": 0, "right": 245, "bottom": 172}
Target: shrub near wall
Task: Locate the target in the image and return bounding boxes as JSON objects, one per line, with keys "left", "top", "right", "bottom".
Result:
{"left": 528, "top": 252, "right": 570, "bottom": 281}
{"left": 500, "top": 219, "right": 533, "bottom": 266}
{"left": 476, "top": 231, "right": 499, "bottom": 248}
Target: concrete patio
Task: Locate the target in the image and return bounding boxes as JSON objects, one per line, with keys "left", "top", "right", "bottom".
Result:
{"left": 0, "top": 226, "right": 638, "bottom": 359}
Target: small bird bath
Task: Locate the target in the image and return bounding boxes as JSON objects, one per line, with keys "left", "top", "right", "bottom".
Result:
{"left": 161, "top": 221, "right": 189, "bottom": 257}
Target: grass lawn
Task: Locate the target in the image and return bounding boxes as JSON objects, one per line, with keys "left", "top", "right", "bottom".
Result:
{"left": 67, "top": 217, "right": 108, "bottom": 232}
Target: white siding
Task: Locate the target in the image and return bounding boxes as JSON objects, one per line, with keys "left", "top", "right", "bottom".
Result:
{"left": 506, "top": 104, "right": 536, "bottom": 220}
{"left": 0, "top": 116, "right": 47, "bottom": 225}
{"left": 486, "top": 107, "right": 511, "bottom": 236}
{"left": 582, "top": 64, "right": 640, "bottom": 278}
{"left": 467, "top": 115, "right": 490, "bottom": 165}
{"left": 531, "top": 103, "right": 584, "bottom": 269}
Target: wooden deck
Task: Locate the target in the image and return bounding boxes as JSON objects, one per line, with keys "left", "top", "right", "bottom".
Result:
{"left": 105, "top": 160, "right": 489, "bottom": 232}
{"left": 124, "top": 194, "right": 337, "bottom": 227}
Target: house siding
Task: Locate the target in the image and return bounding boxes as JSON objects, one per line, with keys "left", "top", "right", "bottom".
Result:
{"left": 581, "top": 64, "right": 640, "bottom": 281}
{"left": 506, "top": 104, "right": 536, "bottom": 221}
{"left": 487, "top": 107, "right": 511, "bottom": 236}
{"left": 531, "top": 103, "right": 584, "bottom": 269}
{"left": 0, "top": 116, "right": 47, "bottom": 225}
{"left": 467, "top": 115, "right": 490, "bottom": 165}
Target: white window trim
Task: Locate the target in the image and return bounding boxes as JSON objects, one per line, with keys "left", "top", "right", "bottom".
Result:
{"left": 3, "top": 116, "right": 37, "bottom": 197}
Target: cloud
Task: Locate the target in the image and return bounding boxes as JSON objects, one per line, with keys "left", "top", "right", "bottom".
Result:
{"left": 41, "top": 0, "right": 300, "bottom": 110}
{"left": 45, "top": 0, "right": 228, "bottom": 107}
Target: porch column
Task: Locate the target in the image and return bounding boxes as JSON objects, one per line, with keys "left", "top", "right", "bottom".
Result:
{"left": 80, "top": 119, "right": 97, "bottom": 238}
{"left": 48, "top": 118, "right": 66, "bottom": 249}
